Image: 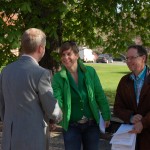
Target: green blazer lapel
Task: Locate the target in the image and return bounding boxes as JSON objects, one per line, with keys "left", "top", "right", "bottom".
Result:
{"left": 67, "top": 71, "right": 82, "bottom": 97}
{"left": 84, "top": 70, "right": 94, "bottom": 102}
{"left": 77, "top": 67, "right": 85, "bottom": 98}
{"left": 78, "top": 59, "right": 93, "bottom": 101}
{"left": 60, "top": 66, "right": 80, "bottom": 96}
{"left": 60, "top": 66, "right": 67, "bottom": 78}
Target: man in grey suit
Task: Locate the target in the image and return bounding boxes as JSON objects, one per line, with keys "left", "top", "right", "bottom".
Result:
{"left": 0, "top": 28, "right": 62, "bottom": 150}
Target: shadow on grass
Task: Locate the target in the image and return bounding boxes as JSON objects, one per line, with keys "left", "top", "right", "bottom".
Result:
{"left": 116, "top": 71, "right": 130, "bottom": 75}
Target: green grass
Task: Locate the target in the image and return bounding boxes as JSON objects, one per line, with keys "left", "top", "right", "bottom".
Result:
{"left": 86, "top": 63, "right": 129, "bottom": 106}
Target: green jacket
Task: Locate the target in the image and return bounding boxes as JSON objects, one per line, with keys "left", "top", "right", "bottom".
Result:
{"left": 52, "top": 60, "right": 111, "bottom": 131}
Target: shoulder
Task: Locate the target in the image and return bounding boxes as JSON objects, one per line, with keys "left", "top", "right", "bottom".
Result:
{"left": 78, "top": 59, "right": 95, "bottom": 73}
{"left": 53, "top": 70, "right": 62, "bottom": 78}
{"left": 36, "top": 68, "right": 54, "bottom": 84}
{"left": 85, "top": 65, "right": 95, "bottom": 72}
{"left": 84, "top": 66, "right": 97, "bottom": 77}
{"left": 146, "top": 66, "right": 150, "bottom": 76}
{"left": 118, "top": 73, "right": 132, "bottom": 85}
{"left": 121, "top": 73, "right": 131, "bottom": 80}
{"left": 1, "top": 60, "right": 18, "bottom": 75}
{"left": 38, "top": 65, "right": 48, "bottom": 73}
{"left": 52, "top": 70, "right": 65, "bottom": 83}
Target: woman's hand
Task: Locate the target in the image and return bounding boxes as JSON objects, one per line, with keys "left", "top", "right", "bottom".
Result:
{"left": 105, "top": 121, "right": 110, "bottom": 128}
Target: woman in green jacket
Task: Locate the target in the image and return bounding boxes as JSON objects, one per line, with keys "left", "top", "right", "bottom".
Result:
{"left": 52, "top": 41, "right": 111, "bottom": 150}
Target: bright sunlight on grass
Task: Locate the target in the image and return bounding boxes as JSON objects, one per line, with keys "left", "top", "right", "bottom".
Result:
{"left": 86, "top": 62, "right": 129, "bottom": 106}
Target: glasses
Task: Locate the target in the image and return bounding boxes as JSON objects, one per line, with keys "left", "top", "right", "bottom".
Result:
{"left": 125, "top": 55, "right": 142, "bottom": 61}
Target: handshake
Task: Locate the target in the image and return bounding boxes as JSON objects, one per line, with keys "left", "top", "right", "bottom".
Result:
{"left": 50, "top": 102, "right": 63, "bottom": 124}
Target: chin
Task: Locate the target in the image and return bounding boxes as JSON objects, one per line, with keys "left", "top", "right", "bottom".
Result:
{"left": 65, "top": 65, "right": 71, "bottom": 69}
{"left": 128, "top": 65, "right": 135, "bottom": 71}
{"left": 64, "top": 63, "right": 71, "bottom": 67}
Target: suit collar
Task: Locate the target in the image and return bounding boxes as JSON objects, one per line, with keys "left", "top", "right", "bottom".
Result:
{"left": 21, "top": 54, "right": 39, "bottom": 65}
{"left": 19, "top": 55, "right": 39, "bottom": 65}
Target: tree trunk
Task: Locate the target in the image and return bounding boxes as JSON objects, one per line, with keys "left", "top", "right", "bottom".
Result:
{"left": 39, "top": 19, "right": 63, "bottom": 72}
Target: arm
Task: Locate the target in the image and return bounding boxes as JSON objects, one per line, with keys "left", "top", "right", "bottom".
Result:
{"left": 131, "top": 111, "right": 150, "bottom": 134}
{"left": 38, "top": 70, "right": 62, "bottom": 123}
{"left": 141, "top": 111, "right": 150, "bottom": 128}
{"left": 51, "top": 73, "right": 63, "bottom": 109}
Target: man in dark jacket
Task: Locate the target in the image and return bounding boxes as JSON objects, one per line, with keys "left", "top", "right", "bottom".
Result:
{"left": 114, "top": 45, "right": 150, "bottom": 150}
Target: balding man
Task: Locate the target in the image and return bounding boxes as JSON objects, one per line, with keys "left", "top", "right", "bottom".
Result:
{"left": 0, "top": 28, "right": 62, "bottom": 150}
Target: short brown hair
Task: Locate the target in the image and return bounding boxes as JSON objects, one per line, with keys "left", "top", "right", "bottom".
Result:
{"left": 127, "top": 45, "right": 148, "bottom": 63}
{"left": 59, "top": 41, "right": 79, "bottom": 56}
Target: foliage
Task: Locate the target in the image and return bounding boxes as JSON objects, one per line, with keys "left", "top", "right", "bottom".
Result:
{"left": 0, "top": 0, "right": 150, "bottom": 68}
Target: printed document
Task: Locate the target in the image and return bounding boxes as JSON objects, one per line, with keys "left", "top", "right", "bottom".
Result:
{"left": 110, "top": 124, "right": 136, "bottom": 150}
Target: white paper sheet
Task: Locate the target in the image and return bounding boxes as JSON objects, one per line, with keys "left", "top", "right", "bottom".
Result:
{"left": 99, "top": 112, "right": 105, "bottom": 133}
{"left": 114, "top": 124, "right": 134, "bottom": 135}
{"left": 110, "top": 132, "right": 136, "bottom": 146}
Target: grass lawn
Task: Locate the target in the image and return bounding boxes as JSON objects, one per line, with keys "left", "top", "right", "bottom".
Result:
{"left": 86, "top": 62, "right": 130, "bottom": 106}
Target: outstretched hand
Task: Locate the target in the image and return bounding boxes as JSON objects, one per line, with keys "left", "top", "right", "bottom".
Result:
{"left": 49, "top": 123, "right": 57, "bottom": 131}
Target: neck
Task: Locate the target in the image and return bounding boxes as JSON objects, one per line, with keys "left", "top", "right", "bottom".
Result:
{"left": 30, "top": 53, "right": 41, "bottom": 62}
{"left": 68, "top": 68, "right": 77, "bottom": 74}
{"left": 22, "top": 53, "right": 39, "bottom": 63}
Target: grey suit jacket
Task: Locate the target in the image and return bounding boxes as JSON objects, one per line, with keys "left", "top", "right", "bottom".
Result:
{"left": 0, "top": 56, "right": 61, "bottom": 150}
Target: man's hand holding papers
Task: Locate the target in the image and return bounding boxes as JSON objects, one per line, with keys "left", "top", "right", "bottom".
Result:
{"left": 129, "top": 121, "right": 143, "bottom": 134}
{"left": 130, "top": 114, "right": 142, "bottom": 124}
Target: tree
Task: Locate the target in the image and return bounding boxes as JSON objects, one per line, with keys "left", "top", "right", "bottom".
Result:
{"left": 0, "top": 0, "right": 150, "bottom": 69}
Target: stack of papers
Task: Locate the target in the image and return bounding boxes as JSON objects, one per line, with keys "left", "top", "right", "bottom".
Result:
{"left": 110, "top": 124, "right": 136, "bottom": 150}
